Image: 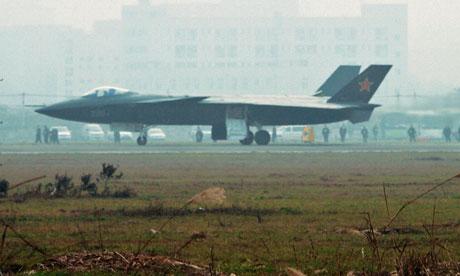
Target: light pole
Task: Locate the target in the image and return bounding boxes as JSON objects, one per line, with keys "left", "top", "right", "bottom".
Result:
{"left": 0, "top": 78, "right": 3, "bottom": 145}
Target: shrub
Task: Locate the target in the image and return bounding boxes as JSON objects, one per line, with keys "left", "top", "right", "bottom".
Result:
{"left": 80, "top": 174, "right": 97, "bottom": 196}
{"left": 0, "top": 179, "right": 9, "bottom": 197}
{"left": 111, "top": 187, "right": 137, "bottom": 198}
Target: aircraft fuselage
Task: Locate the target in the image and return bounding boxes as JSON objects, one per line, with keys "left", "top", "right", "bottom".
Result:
{"left": 36, "top": 94, "right": 368, "bottom": 126}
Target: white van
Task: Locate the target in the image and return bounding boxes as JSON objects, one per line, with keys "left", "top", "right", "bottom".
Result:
{"left": 277, "top": 126, "right": 306, "bottom": 142}
{"left": 82, "top": 124, "right": 105, "bottom": 141}
{"left": 50, "top": 126, "right": 72, "bottom": 141}
{"left": 147, "top": 128, "right": 166, "bottom": 141}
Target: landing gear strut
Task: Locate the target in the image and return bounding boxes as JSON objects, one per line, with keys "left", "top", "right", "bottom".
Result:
{"left": 137, "top": 135, "right": 147, "bottom": 146}
{"left": 239, "top": 131, "right": 254, "bottom": 145}
{"left": 255, "top": 130, "right": 271, "bottom": 146}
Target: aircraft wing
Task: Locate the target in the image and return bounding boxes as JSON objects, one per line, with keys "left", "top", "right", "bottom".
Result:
{"left": 133, "top": 95, "right": 350, "bottom": 109}
{"left": 136, "top": 96, "right": 209, "bottom": 104}
{"left": 199, "top": 96, "right": 358, "bottom": 109}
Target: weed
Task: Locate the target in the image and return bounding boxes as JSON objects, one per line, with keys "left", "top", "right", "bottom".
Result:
{"left": 0, "top": 179, "right": 9, "bottom": 197}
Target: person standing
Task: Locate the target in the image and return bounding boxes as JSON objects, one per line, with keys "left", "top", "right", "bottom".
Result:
{"left": 380, "top": 122, "right": 386, "bottom": 140}
{"left": 195, "top": 127, "right": 203, "bottom": 143}
{"left": 50, "top": 128, "right": 55, "bottom": 144}
{"left": 43, "top": 126, "right": 50, "bottom": 144}
{"left": 408, "top": 125, "right": 416, "bottom": 143}
{"left": 372, "top": 125, "right": 379, "bottom": 141}
{"left": 361, "top": 126, "right": 369, "bottom": 144}
{"left": 51, "top": 128, "right": 59, "bottom": 144}
{"left": 272, "top": 127, "right": 277, "bottom": 143}
{"left": 322, "top": 125, "right": 330, "bottom": 143}
{"left": 443, "top": 126, "right": 452, "bottom": 143}
{"left": 339, "top": 125, "right": 347, "bottom": 143}
{"left": 35, "top": 126, "right": 42, "bottom": 144}
{"left": 114, "top": 130, "right": 121, "bottom": 144}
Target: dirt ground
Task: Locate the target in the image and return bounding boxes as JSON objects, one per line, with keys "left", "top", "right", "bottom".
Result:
{"left": 1, "top": 151, "right": 460, "bottom": 274}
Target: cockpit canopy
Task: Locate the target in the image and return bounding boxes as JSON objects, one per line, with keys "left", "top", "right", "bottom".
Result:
{"left": 82, "top": 86, "right": 137, "bottom": 98}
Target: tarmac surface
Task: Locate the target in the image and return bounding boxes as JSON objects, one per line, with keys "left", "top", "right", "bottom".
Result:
{"left": 2, "top": 141, "right": 460, "bottom": 154}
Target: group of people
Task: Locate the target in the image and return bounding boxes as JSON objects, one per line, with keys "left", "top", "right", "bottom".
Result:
{"left": 321, "top": 125, "right": 380, "bottom": 144}
{"left": 319, "top": 124, "right": 460, "bottom": 144}
{"left": 407, "top": 125, "right": 459, "bottom": 143}
{"left": 35, "top": 126, "right": 59, "bottom": 144}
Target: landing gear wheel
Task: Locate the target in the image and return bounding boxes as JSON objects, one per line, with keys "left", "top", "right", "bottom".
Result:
{"left": 255, "top": 130, "right": 271, "bottom": 146}
{"left": 240, "top": 131, "right": 254, "bottom": 145}
{"left": 137, "top": 135, "right": 147, "bottom": 146}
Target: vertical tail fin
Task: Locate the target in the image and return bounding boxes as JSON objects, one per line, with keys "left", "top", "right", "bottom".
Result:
{"left": 327, "top": 65, "right": 392, "bottom": 103}
{"left": 315, "top": 65, "right": 361, "bottom": 97}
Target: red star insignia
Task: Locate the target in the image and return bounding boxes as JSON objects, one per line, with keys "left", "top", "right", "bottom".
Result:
{"left": 359, "top": 78, "right": 373, "bottom": 92}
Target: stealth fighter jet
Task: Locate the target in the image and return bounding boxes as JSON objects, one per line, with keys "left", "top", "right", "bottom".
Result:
{"left": 36, "top": 65, "right": 391, "bottom": 146}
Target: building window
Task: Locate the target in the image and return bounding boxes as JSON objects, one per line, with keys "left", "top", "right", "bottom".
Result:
{"left": 190, "top": 29, "right": 197, "bottom": 41}
{"left": 375, "top": 45, "right": 389, "bottom": 57}
{"left": 215, "top": 45, "right": 225, "bottom": 58}
{"left": 175, "top": 45, "right": 186, "bottom": 58}
{"left": 65, "top": 69, "right": 73, "bottom": 77}
{"left": 270, "top": 45, "right": 279, "bottom": 58}
{"left": 306, "top": 45, "right": 317, "bottom": 55}
{"left": 229, "top": 78, "right": 237, "bottom": 89}
{"left": 301, "top": 78, "right": 308, "bottom": 90}
{"left": 295, "top": 45, "right": 305, "bottom": 56}
{"left": 207, "top": 78, "right": 214, "bottom": 89}
{"left": 255, "top": 45, "right": 265, "bottom": 58}
{"left": 228, "top": 45, "right": 237, "bottom": 58}
{"left": 347, "top": 45, "right": 357, "bottom": 57}
{"left": 216, "top": 78, "right": 224, "bottom": 89}
{"left": 375, "top": 28, "right": 388, "bottom": 40}
{"left": 335, "top": 28, "right": 357, "bottom": 41}
{"left": 295, "top": 28, "right": 305, "bottom": 41}
{"left": 241, "top": 78, "right": 249, "bottom": 89}
{"left": 335, "top": 44, "right": 357, "bottom": 57}
{"left": 187, "top": 46, "right": 197, "bottom": 58}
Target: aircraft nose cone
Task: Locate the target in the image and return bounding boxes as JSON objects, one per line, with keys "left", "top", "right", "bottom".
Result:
{"left": 35, "top": 106, "right": 52, "bottom": 116}
{"left": 35, "top": 101, "right": 81, "bottom": 120}
{"left": 35, "top": 104, "right": 62, "bottom": 118}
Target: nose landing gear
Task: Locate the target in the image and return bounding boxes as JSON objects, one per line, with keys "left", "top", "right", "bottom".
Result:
{"left": 137, "top": 135, "right": 147, "bottom": 146}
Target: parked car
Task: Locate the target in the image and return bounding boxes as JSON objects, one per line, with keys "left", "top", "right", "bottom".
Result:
{"left": 147, "top": 128, "right": 166, "bottom": 141}
{"left": 50, "top": 126, "right": 72, "bottom": 141}
{"left": 277, "top": 126, "right": 306, "bottom": 142}
{"left": 82, "top": 124, "right": 105, "bottom": 141}
{"left": 107, "top": 131, "right": 134, "bottom": 141}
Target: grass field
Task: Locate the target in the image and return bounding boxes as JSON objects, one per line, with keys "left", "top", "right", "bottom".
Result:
{"left": 1, "top": 151, "right": 460, "bottom": 274}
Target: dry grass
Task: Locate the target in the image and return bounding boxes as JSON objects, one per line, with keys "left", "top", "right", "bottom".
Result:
{"left": 1, "top": 152, "right": 460, "bottom": 274}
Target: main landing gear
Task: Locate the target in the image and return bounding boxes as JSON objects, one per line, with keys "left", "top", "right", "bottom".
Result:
{"left": 255, "top": 130, "right": 271, "bottom": 145}
{"left": 239, "top": 131, "right": 253, "bottom": 145}
{"left": 239, "top": 130, "right": 271, "bottom": 146}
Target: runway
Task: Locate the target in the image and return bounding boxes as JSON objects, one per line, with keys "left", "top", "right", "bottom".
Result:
{"left": 1, "top": 142, "right": 460, "bottom": 155}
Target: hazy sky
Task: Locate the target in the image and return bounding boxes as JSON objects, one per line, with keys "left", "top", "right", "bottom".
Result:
{"left": 1, "top": 0, "right": 460, "bottom": 88}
